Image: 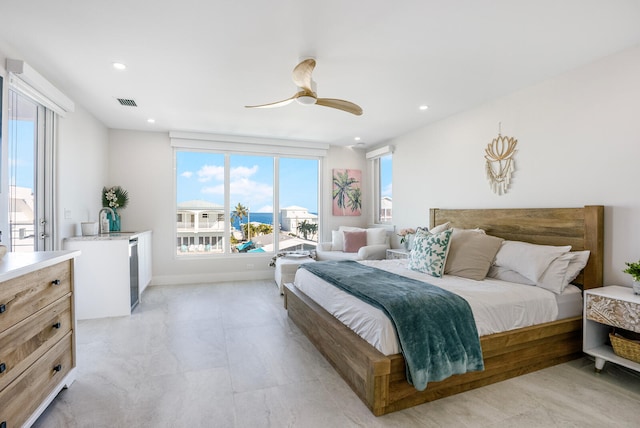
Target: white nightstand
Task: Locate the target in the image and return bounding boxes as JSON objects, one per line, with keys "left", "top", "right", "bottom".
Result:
{"left": 583, "top": 285, "right": 640, "bottom": 372}
{"left": 386, "top": 248, "right": 409, "bottom": 260}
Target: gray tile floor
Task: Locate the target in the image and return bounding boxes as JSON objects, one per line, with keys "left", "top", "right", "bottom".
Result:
{"left": 34, "top": 280, "right": 640, "bottom": 427}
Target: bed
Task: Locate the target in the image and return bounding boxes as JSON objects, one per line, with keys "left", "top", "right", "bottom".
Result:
{"left": 283, "top": 206, "right": 604, "bottom": 416}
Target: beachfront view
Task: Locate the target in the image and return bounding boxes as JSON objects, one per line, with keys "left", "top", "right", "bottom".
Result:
{"left": 175, "top": 152, "right": 319, "bottom": 256}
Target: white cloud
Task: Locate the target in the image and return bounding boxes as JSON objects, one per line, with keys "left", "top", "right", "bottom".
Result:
{"left": 197, "top": 164, "right": 225, "bottom": 182}
{"left": 181, "top": 171, "right": 193, "bottom": 179}
{"left": 256, "top": 205, "right": 273, "bottom": 213}
{"left": 230, "top": 165, "right": 258, "bottom": 179}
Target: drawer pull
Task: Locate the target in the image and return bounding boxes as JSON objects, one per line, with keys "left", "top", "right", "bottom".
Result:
{"left": 53, "top": 364, "right": 63, "bottom": 373}
{"left": 0, "top": 362, "right": 5, "bottom": 373}
{"left": 53, "top": 322, "right": 62, "bottom": 329}
{"left": 0, "top": 304, "right": 5, "bottom": 314}
{"left": 51, "top": 279, "right": 61, "bottom": 286}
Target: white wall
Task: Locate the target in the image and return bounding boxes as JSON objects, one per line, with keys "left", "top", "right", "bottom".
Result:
{"left": 107, "top": 131, "right": 370, "bottom": 285}
{"left": 57, "top": 104, "right": 109, "bottom": 246}
{"left": 389, "top": 45, "right": 640, "bottom": 286}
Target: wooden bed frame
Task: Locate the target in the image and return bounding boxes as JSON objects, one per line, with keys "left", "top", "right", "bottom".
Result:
{"left": 284, "top": 206, "right": 604, "bottom": 416}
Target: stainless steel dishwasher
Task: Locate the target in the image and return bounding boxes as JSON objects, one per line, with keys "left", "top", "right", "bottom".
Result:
{"left": 129, "top": 238, "right": 139, "bottom": 310}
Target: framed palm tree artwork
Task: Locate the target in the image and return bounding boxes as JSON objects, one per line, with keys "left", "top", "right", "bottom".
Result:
{"left": 332, "top": 169, "right": 362, "bottom": 216}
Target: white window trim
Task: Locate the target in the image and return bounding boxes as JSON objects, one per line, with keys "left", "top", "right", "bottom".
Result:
{"left": 6, "top": 59, "right": 74, "bottom": 116}
{"left": 170, "top": 131, "right": 329, "bottom": 157}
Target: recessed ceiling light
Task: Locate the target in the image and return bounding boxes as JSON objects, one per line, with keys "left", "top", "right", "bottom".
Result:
{"left": 419, "top": 105, "right": 429, "bottom": 111}
{"left": 354, "top": 137, "right": 361, "bottom": 141}
{"left": 147, "top": 118, "right": 155, "bottom": 124}
{"left": 112, "top": 62, "right": 127, "bottom": 70}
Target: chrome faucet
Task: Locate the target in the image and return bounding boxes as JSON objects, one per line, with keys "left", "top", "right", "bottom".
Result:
{"left": 99, "top": 207, "right": 115, "bottom": 234}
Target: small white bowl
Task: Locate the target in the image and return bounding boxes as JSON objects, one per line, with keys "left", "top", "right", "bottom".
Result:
{"left": 81, "top": 222, "right": 99, "bottom": 236}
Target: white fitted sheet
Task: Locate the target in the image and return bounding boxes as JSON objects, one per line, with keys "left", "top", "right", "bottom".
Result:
{"left": 293, "top": 259, "right": 582, "bottom": 356}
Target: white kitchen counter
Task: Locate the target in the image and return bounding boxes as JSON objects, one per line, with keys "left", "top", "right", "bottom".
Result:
{"left": 65, "top": 230, "right": 151, "bottom": 241}
{"left": 0, "top": 251, "right": 80, "bottom": 282}
{"left": 63, "top": 231, "right": 152, "bottom": 319}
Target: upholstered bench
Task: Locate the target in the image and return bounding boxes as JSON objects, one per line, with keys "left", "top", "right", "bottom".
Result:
{"left": 274, "top": 256, "right": 315, "bottom": 294}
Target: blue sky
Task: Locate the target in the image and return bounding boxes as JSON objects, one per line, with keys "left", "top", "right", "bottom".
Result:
{"left": 177, "top": 152, "right": 319, "bottom": 213}
{"left": 10, "top": 121, "right": 36, "bottom": 190}
{"left": 177, "top": 152, "right": 393, "bottom": 214}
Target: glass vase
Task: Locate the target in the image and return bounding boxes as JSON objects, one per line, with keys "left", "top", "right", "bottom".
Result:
{"left": 107, "top": 210, "right": 121, "bottom": 232}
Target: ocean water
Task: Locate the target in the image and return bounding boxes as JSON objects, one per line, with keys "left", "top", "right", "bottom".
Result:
{"left": 232, "top": 212, "right": 274, "bottom": 229}
{"left": 231, "top": 212, "right": 317, "bottom": 229}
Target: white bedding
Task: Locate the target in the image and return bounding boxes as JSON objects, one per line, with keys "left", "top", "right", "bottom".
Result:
{"left": 293, "top": 259, "right": 582, "bottom": 356}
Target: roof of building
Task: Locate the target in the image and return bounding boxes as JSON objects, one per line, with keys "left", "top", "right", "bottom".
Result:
{"left": 177, "top": 200, "right": 224, "bottom": 210}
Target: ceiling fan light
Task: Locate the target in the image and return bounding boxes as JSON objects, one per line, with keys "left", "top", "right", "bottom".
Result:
{"left": 296, "top": 95, "right": 317, "bottom": 106}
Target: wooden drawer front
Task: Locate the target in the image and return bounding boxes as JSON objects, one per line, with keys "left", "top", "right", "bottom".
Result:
{"left": 586, "top": 294, "right": 640, "bottom": 333}
{"left": 0, "top": 261, "right": 72, "bottom": 332}
{"left": 0, "top": 297, "right": 72, "bottom": 391}
{"left": 0, "top": 333, "right": 72, "bottom": 428}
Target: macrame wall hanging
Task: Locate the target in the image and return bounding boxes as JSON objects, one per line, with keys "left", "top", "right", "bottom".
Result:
{"left": 484, "top": 123, "right": 518, "bottom": 195}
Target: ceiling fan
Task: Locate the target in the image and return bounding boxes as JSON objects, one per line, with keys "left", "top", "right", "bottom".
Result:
{"left": 245, "top": 58, "right": 363, "bottom": 116}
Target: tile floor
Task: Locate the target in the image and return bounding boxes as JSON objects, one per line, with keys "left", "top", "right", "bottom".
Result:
{"left": 34, "top": 280, "right": 640, "bottom": 427}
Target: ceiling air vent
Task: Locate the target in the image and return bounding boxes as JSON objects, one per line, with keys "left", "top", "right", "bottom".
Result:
{"left": 117, "top": 98, "right": 137, "bottom": 107}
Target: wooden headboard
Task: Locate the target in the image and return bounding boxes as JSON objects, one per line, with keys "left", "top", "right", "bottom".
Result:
{"left": 429, "top": 206, "right": 604, "bottom": 289}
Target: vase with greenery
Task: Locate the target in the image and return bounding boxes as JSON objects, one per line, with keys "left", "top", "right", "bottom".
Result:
{"left": 102, "top": 186, "right": 129, "bottom": 232}
{"left": 623, "top": 260, "right": 640, "bottom": 295}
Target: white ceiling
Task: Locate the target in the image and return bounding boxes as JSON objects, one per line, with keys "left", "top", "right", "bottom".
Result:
{"left": 1, "top": 1, "right": 640, "bottom": 147}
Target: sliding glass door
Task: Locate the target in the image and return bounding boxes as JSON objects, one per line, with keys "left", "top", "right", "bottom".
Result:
{"left": 6, "top": 88, "right": 54, "bottom": 252}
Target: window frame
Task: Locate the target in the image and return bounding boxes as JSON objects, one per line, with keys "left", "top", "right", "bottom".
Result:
{"left": 367, "top": 146, "right": 393, "bottom": 225}
{"left": 173, "top": 139, "right": 323, "bottom": 258}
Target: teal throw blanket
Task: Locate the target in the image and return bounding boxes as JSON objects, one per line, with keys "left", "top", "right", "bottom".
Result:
{"left": 300, "top": 260, "right": 484, "bottom": 390}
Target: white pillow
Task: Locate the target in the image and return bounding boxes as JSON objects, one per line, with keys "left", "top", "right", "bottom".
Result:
{"left": 331, "top": 230, "right": 344, "bottom": 251}
{"left": 488, "top": 250, "right": 591, "bottom": 294}
{"left": 537, "top": 250, "right": 591, "bottom": 294}
{"left": 536, "top": 252, "right": 574, "bottom": 294}
{"left": 493, "top": 241, "right": 571, "bottom": 283}
{"left": 487, "top": 265, "right": 535, "bottom": 285}
{"left": 564, "top": 250, "right": 591, "bottom": 284}
{"left": 366, "top": 227, "right": 387, "bottom": 245}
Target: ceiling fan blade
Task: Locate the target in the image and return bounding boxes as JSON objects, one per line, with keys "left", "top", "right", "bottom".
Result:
{"left": 315, "top": 98, "right": 363, "bottom": 116}
{"left": 245, "top": 94, "right": 297, "bottom": 109}
{"left": 292, "top": 59, "right": 316, "bottom": 92}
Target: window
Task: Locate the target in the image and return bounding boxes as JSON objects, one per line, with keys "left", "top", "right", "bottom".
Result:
{"left": 379, "top": 154, "right": 392, "bottom": 222}
{"left": 367, "top": 145, "right": 393, "bottom": 224}
{"left": 175, "top": 150, "right": 320, "bottom": 256}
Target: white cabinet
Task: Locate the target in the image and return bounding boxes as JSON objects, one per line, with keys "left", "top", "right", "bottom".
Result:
{"left": 583, "top": 285, "right": 640, "bottom": 373}
{"left": 63, "top": 231, "right": 152, "bottom": 320}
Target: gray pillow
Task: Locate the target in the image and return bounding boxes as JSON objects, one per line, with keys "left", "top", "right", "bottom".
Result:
{"left": 444, "top": 229, "right": 504, "bottom": 280}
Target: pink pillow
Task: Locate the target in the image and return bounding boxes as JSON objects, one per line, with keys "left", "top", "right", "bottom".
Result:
{"left": 343, "top": 230, "right": 367, "bottom": 253}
